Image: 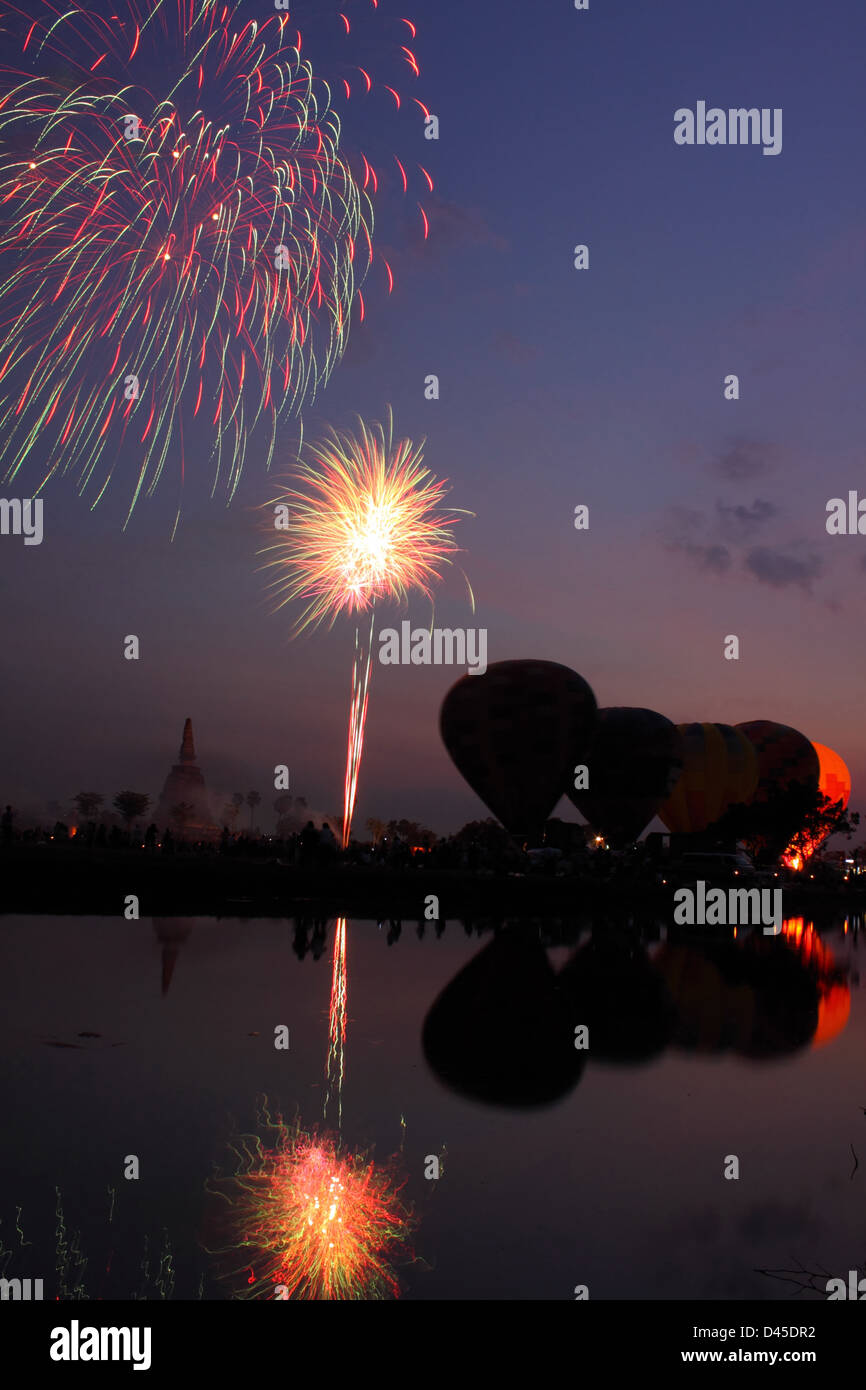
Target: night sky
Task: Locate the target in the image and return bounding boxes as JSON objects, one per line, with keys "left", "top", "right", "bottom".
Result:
{"left": 2, "top": 0, "right": 864, "bottom": 835}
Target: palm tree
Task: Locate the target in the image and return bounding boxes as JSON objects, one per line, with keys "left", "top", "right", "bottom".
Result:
{"left": 113, "top": 791, "right": 151, "bottom": 831}
{"left": 366, "top": 817, "right": 386, "bottom": 847}
{"left": 74, "top": 792, "right": 104, "bottom": 821}
{"left": 246, "top": 790, "right": 261, "bottom": 831}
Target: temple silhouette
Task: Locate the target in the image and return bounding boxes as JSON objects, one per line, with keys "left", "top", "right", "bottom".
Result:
{"left": 155, "top": 718, "right": 217, "bottom": 837}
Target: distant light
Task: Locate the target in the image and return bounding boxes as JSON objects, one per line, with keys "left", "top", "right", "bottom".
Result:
{"left": 29, "top": 161, "right": 36, "bottom": 169}
{"left": 172, "top": 150, "right": 180, "bottom": 159}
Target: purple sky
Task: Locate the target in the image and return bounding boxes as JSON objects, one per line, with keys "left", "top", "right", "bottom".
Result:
{"left": 1, "top": 0, "right": 864, "bottom": 836}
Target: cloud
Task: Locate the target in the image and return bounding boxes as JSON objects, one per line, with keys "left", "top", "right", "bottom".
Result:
{"left": 715, "top": 498, "right": 778, "bottom": 537}
{"left": 673, "top": 541, "right": 732, "bottom": 572}
{"left": 380, "top": 196, "right": 508, "bottom": 283}
{"left": 661, "top": 505, "right": 732, "bottom": 572}
{"left": 662, "top": 500, "right": 825, "bottom": 596}
{"left": 713, "top": 438, "right": 780, "bottom": 481}
{"left": 744, "top": 546, "right": 823, "bottom": 591}
{"left": 738, "top": 1201, "right": 820, "bottom": 1247}
{"left": 414, "top": 195, "right": 508, "bottom": 255}
{"left": 492, "top": 329, "right": 538, "bottom": 363}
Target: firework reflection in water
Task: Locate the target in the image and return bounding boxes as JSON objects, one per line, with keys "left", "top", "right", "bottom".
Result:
{"left": 324, "top": 918, "right": 348, "bottom": 1128}
{"left": 205, "top": 1102, "right": 416, "bottom": 1300}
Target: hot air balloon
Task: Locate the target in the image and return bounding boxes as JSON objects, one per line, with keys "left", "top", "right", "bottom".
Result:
{"left": 421, "top": 930, "right": 586, "bottom": 1107}
{"left": 568, "top": 707, "right": 684, "bottom": 847}
{"left": 556, "top": 935, "right": 675, "bottom": 1063}
{"left": 658, "top": 723, "right": 758, "bottom": 835}
{"left": 439, "top": 660, "right": 597, "bottom": 839}
{"left": 654, "top": 937, "right": 820, "bottom": 1059}
{"left": 736, "top": 721, "right": 820, "bottom": 798}
{"left": 734, "top": 721, "right": 820, "bottom": 861}
{"left": 782, "top": 742, "right": 852, "bottom": 866}
{"left": 781, "top": 918, "right": 850, "bottom": 1049}
{"left": 812, "top": 742, "right": 851, "bottom": 808}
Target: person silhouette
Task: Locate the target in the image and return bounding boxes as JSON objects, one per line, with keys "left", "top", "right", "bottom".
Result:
{"left": 300, "top": 820, "right": 319, "bottom": 867}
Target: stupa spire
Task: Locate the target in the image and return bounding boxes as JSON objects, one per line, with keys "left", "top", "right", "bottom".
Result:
{"left": 156, "top": 718, "right": 214, "bottom": 836}
{"left": 179, "top": 717, "right": 195, "bottom": 764}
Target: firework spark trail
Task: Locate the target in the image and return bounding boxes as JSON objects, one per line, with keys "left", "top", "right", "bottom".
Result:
{"left": 261, "top": 408, "right": 470, "bottom": 844}
{"left": 342, "top": 610, "right": 375, "bottom": 847}
{"left": 324, "top": 918, "right": 348, "bottom": 1128}
{"left": 0, "top": 0, "right": 429, "bottom": 523}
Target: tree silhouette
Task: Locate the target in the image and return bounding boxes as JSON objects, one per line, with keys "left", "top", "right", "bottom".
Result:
{"left": 366, "top": 817, "right": 386, "bottom": 847}
{"left": 715, "top": 784, "right": 860, "bottom": 865}
{"left": 785, "top": 794, "right": 860, "bottom": 865}
{"left": 74, "top": 792, "right": 104, "bottom": 820}
{"left": 386, "top": 818, "right": 435, "bottom": 848}
{"left": 113, "top": 791, "right": 151, "bottom": 831}
{"left": 246, "top": 790, "right": 261, "bottom": 830}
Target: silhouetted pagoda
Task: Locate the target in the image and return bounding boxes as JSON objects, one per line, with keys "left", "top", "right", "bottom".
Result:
{"left": 155, "top": 718, "right": 216, "bottom": 837}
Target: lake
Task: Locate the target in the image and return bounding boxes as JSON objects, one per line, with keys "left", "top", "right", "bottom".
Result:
{"left": 0, "top": 914, "right": 862, "bottom": 1300}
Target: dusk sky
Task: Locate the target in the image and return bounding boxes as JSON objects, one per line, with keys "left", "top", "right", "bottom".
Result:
{"left": 2, "top": 0, "right": 864, "bottom": 836}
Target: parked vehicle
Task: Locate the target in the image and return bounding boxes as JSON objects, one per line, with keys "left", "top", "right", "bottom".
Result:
{"left": 674, "top": 850, "right": 757, "bottom": 883}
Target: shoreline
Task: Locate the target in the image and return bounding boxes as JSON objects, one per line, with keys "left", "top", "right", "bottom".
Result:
{"left": 1, "top": 847, "right": 862, "bottom": 920}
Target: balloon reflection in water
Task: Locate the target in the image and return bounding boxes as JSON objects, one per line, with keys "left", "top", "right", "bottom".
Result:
{"left": 781, "top": 918, "right": 850, "bottom": 1049}
{"left": 206, "top": 1105, "right": 416, "bottom": 1300}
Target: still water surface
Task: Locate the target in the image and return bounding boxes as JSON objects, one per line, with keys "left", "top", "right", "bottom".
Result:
{"left": 0, "top": 914, "right": 862, "bottom": 1299}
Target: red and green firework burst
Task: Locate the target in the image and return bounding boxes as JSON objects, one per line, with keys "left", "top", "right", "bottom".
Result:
{"left": 206, "top": 1105, "right": 416, "bottom": 1300}
{"left": 0, "top": 0, "right": 430, "bottom": 525}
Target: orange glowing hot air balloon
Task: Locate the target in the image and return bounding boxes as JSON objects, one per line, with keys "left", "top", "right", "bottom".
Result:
{"left": 782, "top": 742, "right": 852, "bottom": 867}
{"left": 812, "top": 742, "right": 851, "bottom": 809}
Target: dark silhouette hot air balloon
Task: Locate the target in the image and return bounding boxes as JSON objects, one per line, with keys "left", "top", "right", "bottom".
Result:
{"left": 439, "top": 660, "right": 597, "bottom": 839}
{"left": 556, "top": 934, "right": 675, "bottom": 1063}
{"left": 737, "top": 721, "right": 820, "bottom": 798}
{"left": 654, "top": 936, "right": 820, "bottom": 1059}
{"left": 734, "top": 720, "right": 820, "bottom": 861}
{"left": 421, "top": 929, "right": 586, "bottom": 1107}
{"left": 658, "top": 723, "right": 757, "bottom": 835}
{"left": 568, "top": 707, "right": 684, "bottom": 847}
